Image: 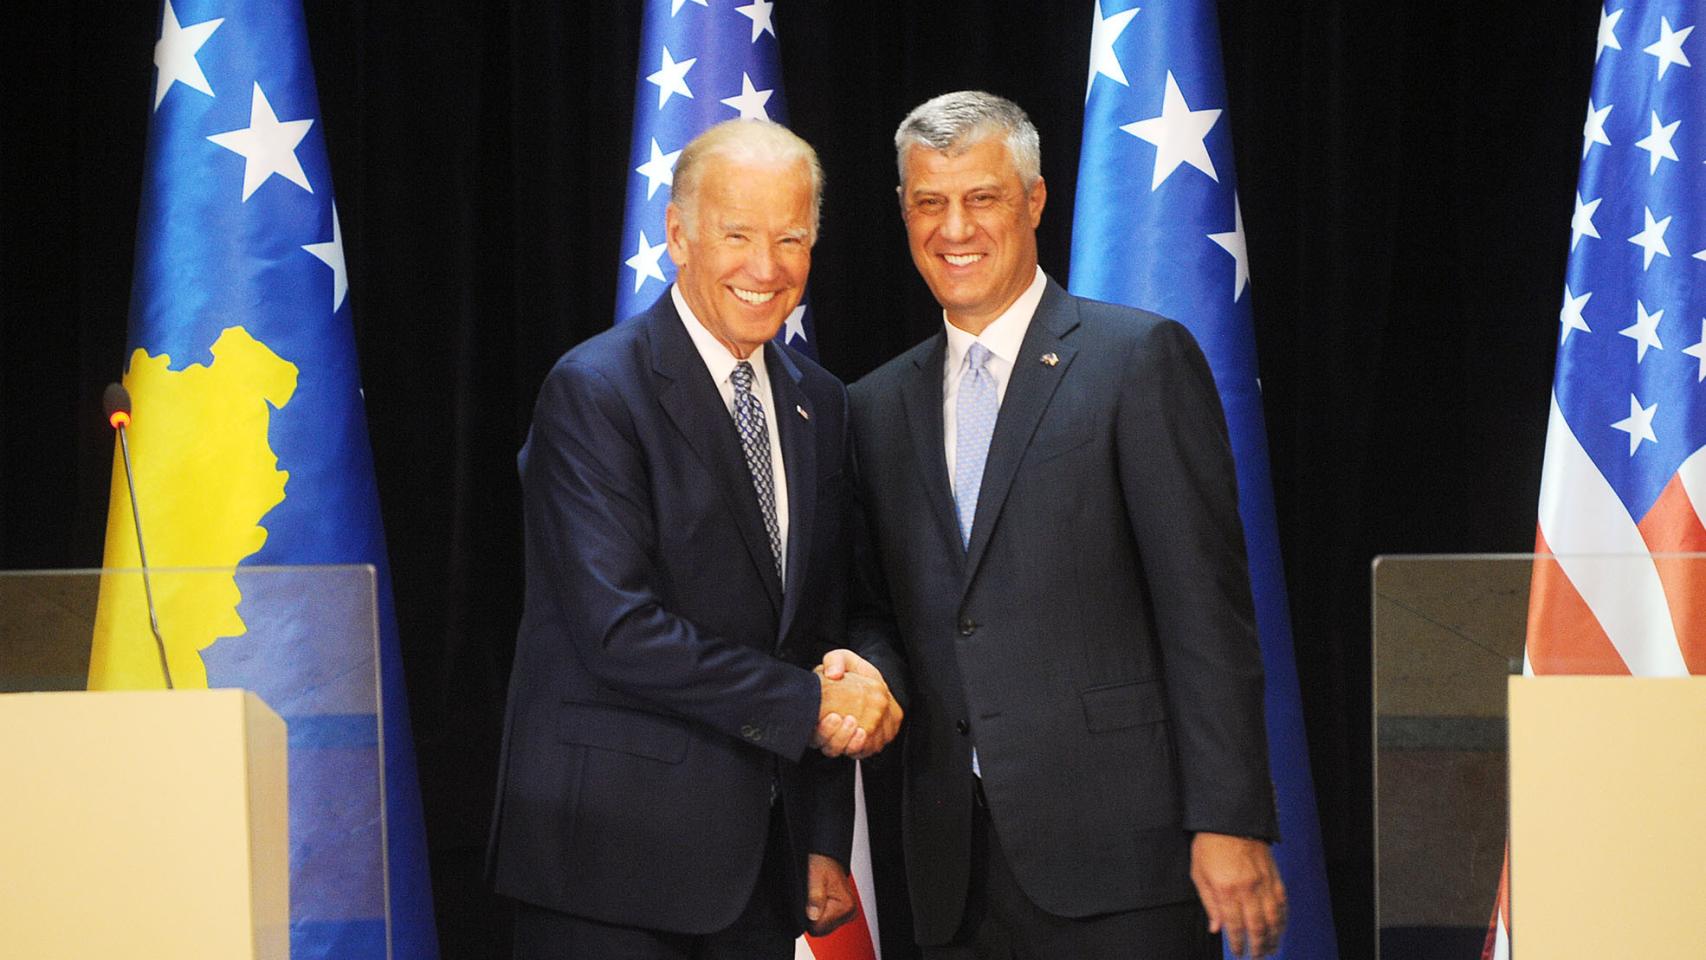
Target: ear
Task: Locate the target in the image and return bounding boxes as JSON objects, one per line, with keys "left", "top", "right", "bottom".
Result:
{"left": 664, "top": 203, "right": 688, "bottom": 268}
{"left": 1027, "top": 177, "right": 1048, "bottom": 228}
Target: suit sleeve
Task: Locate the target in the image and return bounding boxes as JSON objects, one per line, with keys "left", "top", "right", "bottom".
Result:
{"left": 1115, "top": 321, "right": 1278, "bottom": 841}
{"left": 843, "top": 397, "right": 911, "bottom": 712}
{"left": 804, "top": 384, "right": 859, "bottom": 863}
{"left": 524, "top": 358, "right": 821, "bottom": 761}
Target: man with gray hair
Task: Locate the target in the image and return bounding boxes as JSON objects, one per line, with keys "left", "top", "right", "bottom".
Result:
{"left": 490, "top": 118, "right": 902, "bottom": 959}
{"left": 841, "top": 91, "right": 1286, "bottom": 957}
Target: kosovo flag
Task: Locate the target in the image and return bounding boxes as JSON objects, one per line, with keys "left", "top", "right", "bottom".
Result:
{"left": 1070, "top": 2, "right": 1337, "bottom": 957}
{"left": 90, "top": 2, "right": 438, "bottom": 957}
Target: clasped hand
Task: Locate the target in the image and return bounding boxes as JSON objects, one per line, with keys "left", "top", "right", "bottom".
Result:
{"left": 812, "top": 649, "right": 902, "bottom": 759}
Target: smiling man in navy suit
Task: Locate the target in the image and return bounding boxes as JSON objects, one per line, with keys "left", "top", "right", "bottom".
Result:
{"left": 843, "top": 92, "right": 1286, "bottom": 959}
{"left": 489, "top": 119, "right": 902, "bottom": 960}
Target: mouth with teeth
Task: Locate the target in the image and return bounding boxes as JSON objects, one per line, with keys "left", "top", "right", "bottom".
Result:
{"left": 942, "top": 253, "right": 984, "bottom": 267}
{"left": 731, "top": 287, "right": 778, "bottom": 305}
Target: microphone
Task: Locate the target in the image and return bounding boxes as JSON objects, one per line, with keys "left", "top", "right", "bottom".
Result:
{"left": 104, "top": 383, "right": 174, "bottom": 689}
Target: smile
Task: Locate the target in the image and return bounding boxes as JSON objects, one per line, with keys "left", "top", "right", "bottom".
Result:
{"left": 943, "top": 253, "right": 984, "bottom": 266}
{"left": 731, "top": 287, "right": 777, "bottom": 305}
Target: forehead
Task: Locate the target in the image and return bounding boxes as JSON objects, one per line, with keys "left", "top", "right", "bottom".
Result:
{"left": 902, "top": 138, "right": 1019, "bottom": 192}
{"left": 698, "top": 155, "right": 813, "bottom": 223}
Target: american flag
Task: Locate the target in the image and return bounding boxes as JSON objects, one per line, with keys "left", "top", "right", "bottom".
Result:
{"left": 1068, "top": 2, "right": 1338, "bottom": 958}
{"left": 1491, "top": 3, "right": 1706, "bottom": 955}
{"left": 616, "top": 0, "right": 817, "bottom": 358}
{"left": 615, "top": 4, "right": 876, "bottom": 958}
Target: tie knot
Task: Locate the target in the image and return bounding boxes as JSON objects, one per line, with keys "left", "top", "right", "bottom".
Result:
{"left": 966, "top": 343, "right": 992, "bottom": 371}
{"left": 731, "top": 360, "right": 755, "bottom": 393}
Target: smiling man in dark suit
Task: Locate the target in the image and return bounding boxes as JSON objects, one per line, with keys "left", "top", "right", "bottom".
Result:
{"left": 489, "top": 119, "right": 901, "bottom": 960}
{"left": 843, "top": 91, "right": 1286, "bottom": 959}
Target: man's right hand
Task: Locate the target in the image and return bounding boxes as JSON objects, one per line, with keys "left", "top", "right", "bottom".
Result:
{"left": 814, "top": 655, "right": 901, "bottom": 758}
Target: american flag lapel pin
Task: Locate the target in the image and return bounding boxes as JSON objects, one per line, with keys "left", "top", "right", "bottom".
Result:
{"left": 797, "top": 404, "right": 810, "bottom": 420}
{"left": 1040, "top": 352, "right": 1059, "bottom": 367}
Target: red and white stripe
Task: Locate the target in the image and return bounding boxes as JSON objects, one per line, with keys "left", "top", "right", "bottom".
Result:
{"left": 1485, "top": 393, "right": 1705, "bottom": 958}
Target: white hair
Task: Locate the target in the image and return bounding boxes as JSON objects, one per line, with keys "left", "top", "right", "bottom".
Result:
{"left": 893, "top": 90, "right": 1041, "bottom": 187}
{"left": 670, "top": 119, "right": 824, "bottom": 238}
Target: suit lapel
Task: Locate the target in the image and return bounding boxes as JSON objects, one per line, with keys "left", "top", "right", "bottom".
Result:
{"left": 767, "top": 342, "right": 814, "bottom": 645}
{"left": 648, "top": 303, "right": 784, "bottom": 616}
{"left": 963, "top": 281, "right": 1080, "bottom": 585}
{"left": 898, "top": 332, "right": 967, "bottom": 566}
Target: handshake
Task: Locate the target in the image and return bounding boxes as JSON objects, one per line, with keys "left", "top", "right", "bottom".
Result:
{"left": 812, "top": 649, "right": 903, "bottom": 760}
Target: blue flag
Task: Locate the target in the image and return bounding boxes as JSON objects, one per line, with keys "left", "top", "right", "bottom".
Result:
{"left": 93, "top": 1, "right": 438, "bottom": 957}
{"left": 1069, "top": 2, "right": 1337, "bottom": 957}
{"left": 616, "top": 0, "right": 818, "bottom": 358}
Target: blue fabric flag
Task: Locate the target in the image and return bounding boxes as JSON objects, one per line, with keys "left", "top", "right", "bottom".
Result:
{"left": 1069, "top": 2, "right": 1337, "bottom": 957}
{"left": 616, "top": 0, "right": 818, "bottom": 358}
{"left": 94, "top": 1, "right": 439, "bottom": 956}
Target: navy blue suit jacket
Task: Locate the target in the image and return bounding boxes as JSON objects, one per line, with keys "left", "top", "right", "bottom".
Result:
{"left": 849, "top": 280, "right": 1277, "bottom": 944}
{"left": 489, "top": 294, "right": 854, "bottom": 934}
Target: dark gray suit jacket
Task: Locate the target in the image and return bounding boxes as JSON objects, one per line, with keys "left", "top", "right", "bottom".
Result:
{"left": 849, "top": 279, "right": 1276, "bottom": 944}
{"left": 489, "top": 295, "right": 854, "bottom": 935}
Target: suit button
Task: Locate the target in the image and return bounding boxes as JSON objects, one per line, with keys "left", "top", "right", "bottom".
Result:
{"left": 955, "top": 720, "right": 969, "bottom": 735}
{"left": 958, "top": 618, "right": 977, "bottom": 636}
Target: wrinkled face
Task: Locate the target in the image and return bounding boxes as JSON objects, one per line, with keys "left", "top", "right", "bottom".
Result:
{"left": 900, "top": 137, "right": 1046, "bottom": 335}
{"left": 667, "top": 155, "right": 814, "bottom": 359}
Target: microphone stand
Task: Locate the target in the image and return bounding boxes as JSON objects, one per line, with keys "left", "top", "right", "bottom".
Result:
{"left": 110, "top": 402, "right": 174, "bottom": 690}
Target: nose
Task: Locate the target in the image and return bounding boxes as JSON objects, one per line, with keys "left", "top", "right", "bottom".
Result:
{"left": 745, "top": 242, "right": 780, "bottom": 283}
{"left": 941, "top": 200, "right": 976, "bottom": 243}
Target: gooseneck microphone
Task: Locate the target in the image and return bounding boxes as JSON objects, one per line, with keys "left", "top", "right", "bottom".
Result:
{"left": 103, "top": 383, "right": 174, "bottom": 689}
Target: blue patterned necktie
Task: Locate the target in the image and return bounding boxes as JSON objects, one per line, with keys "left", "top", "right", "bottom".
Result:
{"left": 731, "top": 361, "right": 782, "bottom": 581}
{"left": 954, "top": 343, "right": 998, "bottom": 549}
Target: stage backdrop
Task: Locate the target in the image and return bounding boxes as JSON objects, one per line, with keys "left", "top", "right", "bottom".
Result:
{"left": 0, "top": 2, "right": 1604, "bottom": 957}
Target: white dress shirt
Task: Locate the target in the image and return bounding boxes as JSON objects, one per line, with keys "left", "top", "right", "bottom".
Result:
{"left": 942, "top": 266, "right": 1049, "bottom": 480}
{"left": 673, "top": 285, "right": 790, "bottom": 583}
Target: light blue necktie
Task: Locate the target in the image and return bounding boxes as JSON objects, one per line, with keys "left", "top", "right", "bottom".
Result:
{"left": 954, "top": 343, "right": 997, "bottom": 549}
{"left": 956, "top": 343, "right": 997, "bottom": 777}
{"left": 731, "top": 361, "right": 782, "bottom": 581}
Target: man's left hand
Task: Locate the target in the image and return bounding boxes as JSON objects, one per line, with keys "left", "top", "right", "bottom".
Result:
{"left": 1189, "top": 832, "right": 1286, "bottom": 958}
{"left": 805, "top": 853, "right": 858, "bottom": 936}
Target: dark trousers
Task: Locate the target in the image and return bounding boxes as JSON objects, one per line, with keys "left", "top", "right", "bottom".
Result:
{"left": 924, "top": 783, "right": 1219, "bottom": 960}
{"left": 511, "top": 806, "right": 797, "bottom": 960}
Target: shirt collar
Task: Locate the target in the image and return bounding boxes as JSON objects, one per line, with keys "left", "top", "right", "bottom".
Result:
{"left": 672, "top": 284, "right": 770, "bottom": 388}
{"left": 944, "top": 266, "right": 1047, "bottom": 372}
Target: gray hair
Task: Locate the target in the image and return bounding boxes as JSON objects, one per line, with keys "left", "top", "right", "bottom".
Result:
{"left": 670, "top": 119, "right": 824, "bottom": 240}
{"left": 893, "top": 91, "right": 1041, "bottom": 188}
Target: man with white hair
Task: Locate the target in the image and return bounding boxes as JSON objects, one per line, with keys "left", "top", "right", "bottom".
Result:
{"left": 490, "top": 119, "right": 902, "bottom": 959}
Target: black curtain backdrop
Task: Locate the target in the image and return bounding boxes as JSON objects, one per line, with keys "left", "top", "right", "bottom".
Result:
{"left": 0, "top": 2, "right": 1601, "bottom": 957}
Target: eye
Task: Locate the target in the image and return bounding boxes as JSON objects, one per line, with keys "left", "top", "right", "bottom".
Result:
{"left": 966, "top": 192, "right": 998, "bottom": 209}
{"left": 912, "top": 196, "right": 946, "bottom": 214}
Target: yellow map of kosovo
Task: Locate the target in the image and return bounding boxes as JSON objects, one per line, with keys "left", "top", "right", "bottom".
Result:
{"left": 89, "top": 327, "right": 298, "bottom": 690}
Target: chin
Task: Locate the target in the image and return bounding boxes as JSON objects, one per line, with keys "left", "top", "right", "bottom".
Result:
{"left": 740, "top": 322, "right": 785, "bottom": 348}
